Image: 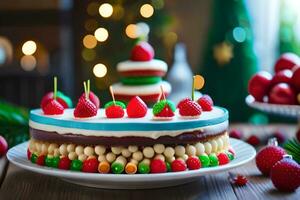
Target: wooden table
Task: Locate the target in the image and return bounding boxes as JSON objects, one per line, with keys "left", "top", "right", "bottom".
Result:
{"left": 0, "top": 124, "right": 299, "bottom": 200}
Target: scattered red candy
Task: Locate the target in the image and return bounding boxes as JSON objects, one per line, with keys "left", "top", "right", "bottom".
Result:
{"left": 130, "top": 42, "right": 154, "bottom": 61}
{"left": 217, "top": 152, "right": 230, "bottom": 165}
{"left": 197, "top": 95, "right": 213, "bottom": 111}
{"left": 248, "top": 71, "right": 272, "bottom": 102}
{"left": 229, "top": 129, "right": 243, "bottom": 139}
{"left": 186, "top": 156, "right": 201, "bottom": 170}
{"left": 126, "top": 96, "right": 148, "bottom": 118}
{"left": 82, "top": 158, "right": 99, "bottom": 173}
{"left": 58, "top": 157, "right": 71, "bottom": 170}
{"left": 150, "top": 159, "right": 167, "bottom": 173}
{"left": 36, "top": 155, "right": 46, "bottom": 166}
{"left": 105, "top": 105, "right": 125, "bottom": 118}
{"left": 80, "top": 91, "right": 100, "bottom": 109}
{"left": 177, "top": 98, "right": 202, "bottom": 117}
{"left": 0, "top": 136, "right": 8, "bottom": 157}
{"left": 171, "top": 159, "right": 187, "bottom": 172}
{"left": 270, "top": 156, "right": 300, "bottom": 192}
{"left": 256, "top": 141, "right": 286, "bottom": 176}
{"left": 42, "top": 99, "right": 64, "bottom": 115}
{"left": 246, "top": 135, "right": 260, "bottom": 146}
{"left": 233, "top": 174, "right": 248, "bottom": 186}
{"left": 74, "top": 98, "right": 97, "bottom": 118}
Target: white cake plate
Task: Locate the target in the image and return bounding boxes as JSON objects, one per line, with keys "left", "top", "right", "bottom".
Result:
{"left": 7, "top": 139, "right": 255, "bottom": 189}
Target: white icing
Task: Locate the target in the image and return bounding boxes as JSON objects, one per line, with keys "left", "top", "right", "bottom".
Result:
{"left": 117, "top": 59, "right": 168, "bottom": 72}
{"left": 112, "top": 81, "right": 171, "bottom": 95}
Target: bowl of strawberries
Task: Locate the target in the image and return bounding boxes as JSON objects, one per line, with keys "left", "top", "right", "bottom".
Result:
{"left": 246, "top": 52, "right": 300, "bottom": 118}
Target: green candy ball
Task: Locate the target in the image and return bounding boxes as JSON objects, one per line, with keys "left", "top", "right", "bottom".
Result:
{"left": 71, "top": 160, "right": 83, "bottom": 171}
{"left": 165, "top": 162, "right": 172, "bottom": 172}
{"left": 52, "top": 156, "right": 60, "bottom": 168}
{"left": 226, "top": 152, "right": 234, "bottom": 161}
{"left": 31, "top": 153, "right": 38, "bottom": 163}
{"left": 199, "top": 154, "right": 210, "bottom": 167}
{"left": 45, "top": 156, "right": 53, "bottom": 167}
{"left": 111, "top": 162, "right": 124, "bottom": 174}
{"left": 152, "top": 100, "right": 176, "bottom": 115}
{"left": 138, "top": 163, "right": 150, "bottom": 174}
{"left": 104, "top": 101, "right": 126, "bottom": 109}
{"left": 209, "top": 154, "right": 219, "bottom": 167}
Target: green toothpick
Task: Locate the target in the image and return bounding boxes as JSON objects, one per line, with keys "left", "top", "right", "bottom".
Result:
{"left": 83, "top": 81, "right": 88, "bottom": 99}
{"left": 87, "top": 79, "right": 90, "bottom": 96}
{"left": 53, "top": 76, "right": 57, "bottom": 100}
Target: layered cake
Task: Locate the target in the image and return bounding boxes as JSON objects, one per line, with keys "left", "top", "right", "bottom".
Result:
{"left": 112, "top": 42, "right": 171, "bottom": 103}
{"left": 27, "top": 78, "right": 235, "bottom": 174}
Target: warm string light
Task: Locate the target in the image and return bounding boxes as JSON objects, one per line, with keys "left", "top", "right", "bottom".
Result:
{"left": 99, "top": 3, "right": 113, "bottom": 18}
{"left": 83, "top": 34, "right": 97, "bottom": 49}
{"left": 125, "top": 24, "right": 138, "bottom": 39}
{"left": 93, "top": 63, "right": 107, "bottom": 78}
{"left": 94, "top": 27, "right": 109, "bottom": 42}
{"left": 22, "top": 40, "right": 37, "bottom": 55}
{"left": 140, "top": 4, "right": 154, "bottom": 18}
{"left": 20, "top": 55, "right": 36, "bottom": 71}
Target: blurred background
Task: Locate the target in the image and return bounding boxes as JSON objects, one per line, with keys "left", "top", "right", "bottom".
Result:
{"left": 0, "top": 0, "right": 300, "bottom": 124}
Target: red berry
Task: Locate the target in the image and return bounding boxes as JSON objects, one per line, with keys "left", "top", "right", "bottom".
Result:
{"left": 229, "top": 129, "right": 243, "bottom": 139}
{"left": 80, "top": 91, "right": 100, "bottom": 109}
{"left": 177, "top": 98, "right": 191, "bottom": 109}
{"left": 74, "top": 98, "right": 97, "bottom": 118}
{"left": 42, "top": 99, "right": 64, "bottom": 115}
{"left": 58, "top": 157, "right": 71, "bottom": 170}
{"left": 197, "top": 95, "right": 213, "bottom": 111}
{"left": 105, "top": 105, "right": 125, "bottom": 118}
{"left": 27, "top": 149, "right": 31, "bottom": 160}
{"left": 82, "top": 158, "right": 99, "bottom": 173}
{"left": 233, "top": 175, "right": 248, "bottom": 186}
{"left": 130, "top": 42, "right": 154, "bottom": 61}
{"left": 41, "top": 92, "right": 71, "bottom": 109}
{"left": 186, "top": 156, "right": 201, "bottom": 170}
{"left": 150, "top": 159, "right": 167, "bottom": 173}
{"left": 270, "top": 156, "right": 300, "bottom": 192}
{"left": 246, "top": 135, "right": 260, "bottom": 146}
{"left": 0, "top": 136, "right": 8, "bottom": 156}
{"left": 177, "top": 98, "right": 202, "bottom": 117}
{"left": 171, "top": 159, "right": 187, "bottom": 172}
{"left": 126, "top": 96, "right": 148, "bottom": 118}
{"left": 36, "top": 155, "right": 46, "bottom": 166}
{"left": 256, "top": 145, "right": 286, "bottom": 176}
{"left": 217, "top": 153, "right": 230, "bottom": 165}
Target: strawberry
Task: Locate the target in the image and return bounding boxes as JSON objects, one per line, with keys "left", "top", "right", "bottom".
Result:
{"left": 74, "top": 98, "right": 97, "bottom": 118}
{"left": 270, "top": 156, "right": 300, "bottom": 192}
{"left": 41, "top": 91, "right": 72, "bottom": 109}
{"left": 197, "top": 95, "right": 213, "bottom": 111}
{"left": 80, "top": 91, "right": 100, "bottom": 109}
{"left": 229, "top": 129, "right": 243, "bottom": 139}
{"left": 256, "top": 143, "right": 286, "bottom": 176}
{"left": 130, "top": 42, "right": 154, "bottom": 61}
{"left": 150, "top": 159, "right": 167, "bottom": 173}
{"left": 177, "top": 98, "right": 202, "bottom": 118}
{"left": 126, "top": 96, "right": 148, "bottom": 118}
{"left": 153, "top": 100, "right": 175, "bottom": 118}
{"left": 42, "top": 99, "right": 64, "bottom": 115}
{"left": 171, "top": 159, "right": 187, "bottom": 172}
{"left": 105, "top": 105, "right": 125, "bottom": 118}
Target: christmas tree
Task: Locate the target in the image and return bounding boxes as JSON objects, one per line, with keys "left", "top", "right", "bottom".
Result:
{"left": 200, "top": 0, "right": 257, "bottom": 122}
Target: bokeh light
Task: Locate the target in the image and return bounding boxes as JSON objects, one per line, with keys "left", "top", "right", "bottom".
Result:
{"left": 125, "top": 24, "right": 138, "bottom": 39}
{"left": 93, "top": 63, "right": 107, "bottom": 78}
{"left": 20, "top": 55, "right": 36, "bottom": 71}
{"left": 81, "top": 48, "right": 96, "bottom": 61}
{"left": 94, "top": 27, "right": 109, "bottom": 42}
{"left": 22, "top": 40, "right": 37, "bottom": 55}
{"left": 83, "top": 35, "right": 97, "bottom": 49}
{"left": 99, "top": 3, "right": 113, "bottom": 18}
{"left": 140, "top": 4, "right": 154, "bottom": 18}
{"left": 233, "top": 27, "right": 246, "bottom": 43}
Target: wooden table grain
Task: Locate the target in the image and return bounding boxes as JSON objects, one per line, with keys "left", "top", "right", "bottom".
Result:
{"left": 0, "top": 124, "right": 299, "bottom": 200}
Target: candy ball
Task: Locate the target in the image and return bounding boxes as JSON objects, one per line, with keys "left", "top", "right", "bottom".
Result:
{"left": 143, "top": 147, "right": 155, "bottom": 158}
{"left": 45, "top": 156, "right": 53, "bottom": 167}
{"left": 52, "top": 156, "right": 60, "bottom": 168}
{"left": 138, "top": 162, "right": 150, "bottom": 174}
{"left": 217, "top": 152, "right": 230, "bottom": 165}
{"left": 175, "top": 146, "right": 185, "bottom": 157}
{"left": 209, "top": 154, "right": 219, "bottom": 167}
{"left": 132, "top": 151, "right": 143, "bottom": 161}
{"left": 70, "top": 159, "right": 83, "bottom": 171}
{"left": 171, "top": 159, "right": 187, "bottom": 172}
{"left": 153, "top": 144, "right": 165, "bottom": 154}
{"left": 82, "top": 158, "right": 99, "bottom": 173}
{"left": 111, "top": 162, "right": 124, "bottom": 174}
{"left": 163, "top": 147, "right": 175, "bottom": 158}
{"left": 199, "top": 154, "right": 210, "bottom": 167}
{"left": 58, "top": 157, "right": 71, "bottom": 170}
{"left": 186, "top": 156, "right": 201, "bottom": 170}
{"left": 31, "top": 153, "right": 38, "bottom": 163}
{"left": 95, "top": 145, "right": 106, "bottom": 155}
{"left": 150, "top": 159, "right": 167, "bottom": 173}
{"left": 36, "top": 155, "right": 46, "bottom": 166}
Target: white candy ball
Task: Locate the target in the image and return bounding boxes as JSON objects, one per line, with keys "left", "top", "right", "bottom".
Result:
{"left": 217, "top": 138, "right": 223, "bottom": 151}
{"left": 210, "top": 140, "right": 218, "bottom": 153}
{"left": 75, "top": 145, "right": 84, "bottom": 155}
{"left": 78, "top": 154, "right": 87, "bottom": 162}
{"left": 175, "top": 145, "right": 185, "bottom": 157}
{"left": 153, "top": 144, "right": 165, "bottom": 154}
{"left": 53, "top": 148, "right": 60, "bottom": 156}
{"left": 204, "top": 142, "right": 212, "bottom": 154}
{"left": 154, "top": 154, "right": 165, "bottom": 161}
{"left": 164, "top": 147, "right": 175, "bottom": 158}
{"left": 121, "top": 148, "right": 131, "bottom": 158}
{"left": 106, "top": 152, "right": 116, "bottom": 163}
{"left": 41, "top": 143, "right": 49, "bottom": 155}
{"left": 111, "top": 146, "right": 122, "bottom": 155}
{"left": 84, "top": 146, "right": 94, "bottom": 156}
{"left": 59, "top": 144, "right": 68, "bottom": 155}
{"left": 195, "top": 143, "right": 205, "bottom": 155}
{"left": 98, "top": 155, "right": 106, "bottom": 162}
{"left": 143, "top": 147, "right": 155, "bottom": 158}
{"left": 48, "top": 143, "right": 58, "bottom": 154}
{"left": 186, "top": 145, "right": 196, "bottom": 156}
{"left": 95, "top": 145, "right": 106, "bottom": 155}
{"left": 68, "top": 152, "right": 77, "bottom": 160}
{"left": 132, "top": 151, "right": 143, "bottom": 161}
{"left": 67, "top": 144, "right": 75, "bottom": 153}
{"left": 128, "top": 145, "right": 138, "bottom": 153}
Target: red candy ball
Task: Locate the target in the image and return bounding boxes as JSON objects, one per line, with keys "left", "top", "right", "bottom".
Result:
{"left": 36, "top": 155, "right": 46, "bottom": 166}
{"left": 27, "top": 149, "right": 31, "bottom": 160}
{"left": 171, "top": 159, "right": 187, "bottom": 172}
{"left": 217, "top": 153, "right": 230, "bottom": 165}
{"left": 58, "top": 157, "right": 71, "bottom": 170}
{"left": 150, "top": 159, "right": 167, "bottom": 173}
{"left": 0, "top": 136, "right": 8, "bottom": 156}
{"left": 186, "top": 156, "right": 201, "bottom": 170}
{"left": 82, "top": 158, "right": 99, "bottom": 173}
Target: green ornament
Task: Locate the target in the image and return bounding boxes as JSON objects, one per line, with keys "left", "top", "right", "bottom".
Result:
{"left": 138, "top": 163, "right": 150, "bottom": 174}
{"left": 226, "top": 152, "right": 234, "bottom": 161}
{"left": 104, "top": 101, "right": 126, "bottom": 109}
{"left": 31, "top": 153, "right": 38, "bottom": 163}
{"left": 209, "top": 154, "right": 219, "bottom": 167}
{"left": 165, "top": 162, "right": 171, "bottom": 172}
{"left": 111, "top": 162, "right": 124, "bottom": 174}
{"left": 45, "top": 156, "right": 53, "bottom": 167}
{"left": 52, "top": 156, "right": 60, "bottom": 168}
{"left": 71, "top": 159, "right": 83, "bottom": 171}
{"left": 199, "top": 154, "right": 210, "bottom": 167}
{"left": 153, "top": 100, "right": 176, "bottom": 115}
